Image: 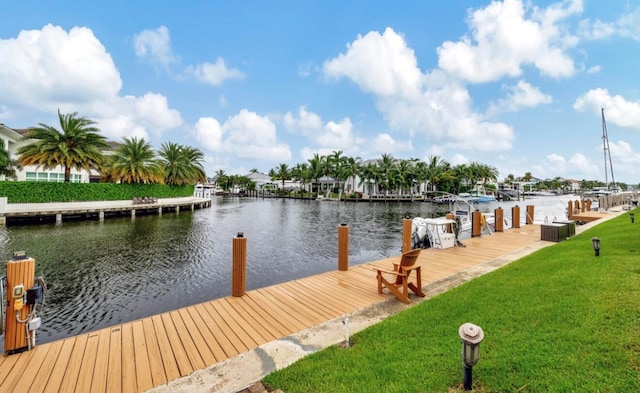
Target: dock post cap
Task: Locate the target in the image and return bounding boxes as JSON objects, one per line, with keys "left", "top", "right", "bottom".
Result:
{"left": 12, "top": 251, "right": 28, "bottom": 260}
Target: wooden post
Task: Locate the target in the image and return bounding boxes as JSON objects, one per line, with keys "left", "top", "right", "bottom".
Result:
{"left": 4, "top": 254, "right": 35, "bottom": 355}
{"left": 232, "top": 233, "right": 247, "bottom": 297}
{"left": 471, "top": 210, "right": 482, "bottom": 237}
{"left": 445, "top": 213, "right": 454, "bottom": 233}
{"left": 338, "top": 224, "right": 349, "bottom": 271}
{"left": 494, "top": 207, "right": 504, "bottom": 232}
{"left": 402, "top": 218, "right": 412, "bottom": 253}
{"left": 568, "top": 201, "right": 573, "bottom": 218}
{"left": 512, "top": 205, "right": 521, "bottom": 228}
{"left": 526, "top": 205, "right": 534, "bottom": 225}
{"left": 586, "top": 199, "right": 591, "bottom": 211}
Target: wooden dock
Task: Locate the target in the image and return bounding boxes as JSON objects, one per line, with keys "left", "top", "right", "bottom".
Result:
{"left": 0, "top": 224, "right": 546, "bottom": 393}
{"left": 0, "top": 198, "right": 212, "bottom": 226}
{"left": 569, "top": 210, "right": 612, "bottom": 223}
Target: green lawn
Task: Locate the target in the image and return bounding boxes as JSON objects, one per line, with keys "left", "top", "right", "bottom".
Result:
{"left": 264, "top": 209, "right": 640, "bottom": 392}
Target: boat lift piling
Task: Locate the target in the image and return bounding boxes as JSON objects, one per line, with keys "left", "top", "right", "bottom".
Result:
{"left": 232, "top": 233, "right": 247, "bottom": 297}
{"left": 402, "top": 218, "right": 413, "bottom": 253}
{"left": 494, "top": 208, "right": 504, "bottom": 232}
{"left": 512, "top": 206, "right": 521, "bottom": 228}
{"left": 338, "top": 224, "right": 349, "bottom": 271}
{"left": 526, "top": 205, "right": 535, "bottom": 225}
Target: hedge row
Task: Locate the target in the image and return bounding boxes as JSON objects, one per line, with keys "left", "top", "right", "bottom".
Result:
{"left": 0, "top": 182, "right": 195, "bottom": 203}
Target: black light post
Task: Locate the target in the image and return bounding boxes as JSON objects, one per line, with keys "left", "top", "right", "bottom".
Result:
{"left": 459, "top": 323, "right": 484, "bottom": 391}
{"left": 630, "top": 213, "right": 635, "bottom": 223}
{"left": 592, "top": 237, "right": 600, "bottom": 257}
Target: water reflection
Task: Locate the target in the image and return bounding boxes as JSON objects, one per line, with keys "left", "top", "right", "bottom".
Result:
{"left": 0, "top": 195, "right": 571, "bottom": 346}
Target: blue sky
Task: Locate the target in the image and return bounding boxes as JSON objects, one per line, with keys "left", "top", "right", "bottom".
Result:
{"left": 1, "top": 0, "right": 639, "bottom": 184}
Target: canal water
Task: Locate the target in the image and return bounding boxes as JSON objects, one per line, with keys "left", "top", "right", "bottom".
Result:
{"left": 0, "top": 195, "right": 573, "bottom": 347}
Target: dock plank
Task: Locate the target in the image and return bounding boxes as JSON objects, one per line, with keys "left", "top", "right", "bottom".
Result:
{"left": 42, "top": 338, "right": 76, "bottom": 393}
{"left": 74, "top": 332, "right": 100, "bottom": 393}
{"left": 58, "top": 334, "right": 88, "bottom": 393}
{"left": 131, "top": 321, "right": 154, "bottom": 392}
{"left": 142, "top": 318, "right": 168, "bottom": 387}
{"left": 22, "top": 340, "right": 63, "bottom": 393}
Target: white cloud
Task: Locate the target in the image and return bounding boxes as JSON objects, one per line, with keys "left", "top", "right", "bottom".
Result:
{"left": 298, "top": 61, "right": 313, "bottom": 77}
{"left": 133, "top": 26, "right": 244, "bottom": 87}
{"left": 133, "top": 26, "right": 176, "bottom": 67}
{"left": 193, "top": 117, "right": 224, "bottom": 151}
{"left": 323, "top": 29, "right": 515, "bottom": 152}
{"left": 573, "top": 88, "right": 640, "bottom": 129}
{"left": 586, "top": 65, "right": 601, "bottom": 74}
{"left": 0, "top": 24, "right": 121, "bottom": 111}
{"left": 368, "top": 133, "right": 413, "bottom": 156}
{"left": 195, "top": 109, "right": 291, "bottom": 162}
{"left": 487, "top": 80, "right": 552, "bottom": 116}
{"left": 437, "top": 0, "right": 580, "bottom": 83}
{"left": 0, "top": 24, "right": 183, "bottom": 141}
{"left": 568, "top": 153, "right": 597, "bottom": 173}
{"left": 283, "top": 106, "right": 363, "bottom": 154}
{"left": 185, "top": 57, "right": 244, "bottom": 86}
{"left": 578, "top": 6, "right": 640, "bottom": 41}
{"left": 323, "top": 27, "right": 422, "bottom": 98}
{"left": 450, "top": 154, "right": 469, "bottom": 166}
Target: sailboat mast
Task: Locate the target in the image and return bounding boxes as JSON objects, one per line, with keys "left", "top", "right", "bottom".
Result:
{"left": 601, "top": 108, "right": 616, "bottom": 190}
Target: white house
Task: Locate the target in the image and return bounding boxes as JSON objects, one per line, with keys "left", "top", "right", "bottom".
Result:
{"left": 0, "top": 123, "right": 104, "bottom": 183}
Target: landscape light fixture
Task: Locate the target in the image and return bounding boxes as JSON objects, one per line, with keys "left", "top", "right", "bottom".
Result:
{"left": 630, "top": 213, "right": 635, "bottom": 223}
{"left": 459, "top": 323, "right": 484, "bottom": 391}
{"left": 592, "top": 237, "right": 600, "bottom": 257}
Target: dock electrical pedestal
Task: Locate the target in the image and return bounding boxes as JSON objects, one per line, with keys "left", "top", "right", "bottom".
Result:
{"left": 3, "top": 251, "right": 45, "bottom": 356}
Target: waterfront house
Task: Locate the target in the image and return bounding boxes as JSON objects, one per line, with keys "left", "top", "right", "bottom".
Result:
{"left": 0, "top": 123, "right": 114, "bottom": 183}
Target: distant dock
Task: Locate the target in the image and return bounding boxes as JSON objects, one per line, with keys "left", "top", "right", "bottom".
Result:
{"left": 0, "top": 197, "right": 212, "bottom": 226}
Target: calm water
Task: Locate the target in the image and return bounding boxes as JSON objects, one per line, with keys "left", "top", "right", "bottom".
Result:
{"left": 0, "top": 195, "right": 572, "bottom": 346}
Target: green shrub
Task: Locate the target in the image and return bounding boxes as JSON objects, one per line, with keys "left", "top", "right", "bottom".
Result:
{"left": 0, "top": 182, "right": 194, "bottom": 203}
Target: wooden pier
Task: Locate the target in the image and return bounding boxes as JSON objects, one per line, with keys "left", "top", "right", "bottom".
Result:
{"left": 0, "top": 223, "right": 552, "bottom": 393}
{"left": 0, "top": 197, "right": 212, "bottom": 226}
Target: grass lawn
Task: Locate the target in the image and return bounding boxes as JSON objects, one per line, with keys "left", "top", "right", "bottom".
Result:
{"left": 263, "top": 209, "right": 640, "bottom": 392}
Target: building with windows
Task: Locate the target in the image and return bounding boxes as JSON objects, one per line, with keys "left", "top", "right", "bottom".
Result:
{"left": 0, "top": 123, "right": 114, "bottom": 183}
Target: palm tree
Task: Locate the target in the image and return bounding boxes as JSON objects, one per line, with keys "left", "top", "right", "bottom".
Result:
{"left": 392, "top": 160, "right": 414, "bottom": 197}
{"left": 424, "top": 155, "right": 449, "bottom": 192}
{"left": 213, "top": 169, "right": 228, "bottom": 190}
{"left": 342, "top": 156, "right": 361, "bottom": 196}
{"left": 158, "top": 142, "right": 207, "bottom": 185}
{"left": 17, "top": 110, "right": 109, "bottom": 182}
{"left": 358, "top": 162, "right": 379, "bottom": 198}
{"left": 327, "top": 150, "right": 345, "bottom": 192}
{"left": 0, "top": 139, "right": 21, "bottom": 180}
{"left": 110, "top": 137, "right": 164, "bottom": 184}
{"left": 307, "top": 154, "right": 326, "bottom": 197}
{"left": 291, "top": 163, "right": 310, "bottom": 196}
{"left": 270, "top": 163, "right": 291, "bottom": 196}
{"left": 377, "top": 153, "right": 395, "bottom": 196}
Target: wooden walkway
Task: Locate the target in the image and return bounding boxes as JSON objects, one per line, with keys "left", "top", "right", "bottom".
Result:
{"left": 0, "top": 224, "right": 544, "bottom": 393}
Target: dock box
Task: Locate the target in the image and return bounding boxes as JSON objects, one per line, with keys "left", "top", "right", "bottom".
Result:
{"left": 541, "top": 223, "right": 568, "bottom": 242}
{"left": 552, "top": 220, "right": 576, "bottom": 237}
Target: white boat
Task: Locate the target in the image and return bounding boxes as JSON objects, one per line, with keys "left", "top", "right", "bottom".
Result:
{"left": 458, "top": 189, "right": 497, "bottom": 203}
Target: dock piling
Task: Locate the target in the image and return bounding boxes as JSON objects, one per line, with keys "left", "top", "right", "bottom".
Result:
{"left": 232, "top": 232, "right": 247, "bottom": 297}
{"left": 338, "top": 224, "right": 349, "bottom": 271}
{"left": 402, "top": 218, "right": 412, "bottom": 253}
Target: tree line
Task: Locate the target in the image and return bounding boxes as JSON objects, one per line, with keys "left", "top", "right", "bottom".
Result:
{"left": 1, "top": 110, "right": 206, "bottom": 185}
{"left": 264, "top": 151, "right": 499, "bottom": 197}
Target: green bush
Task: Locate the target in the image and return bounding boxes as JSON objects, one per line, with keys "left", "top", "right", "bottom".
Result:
{"left": 0, "top": 182, "right": 194, "bottom": 203}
